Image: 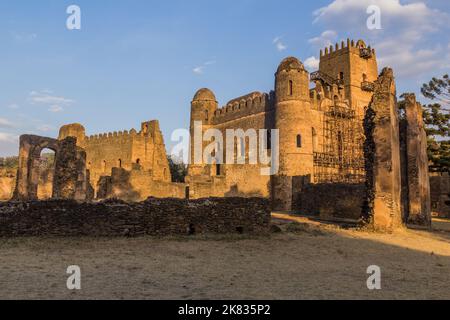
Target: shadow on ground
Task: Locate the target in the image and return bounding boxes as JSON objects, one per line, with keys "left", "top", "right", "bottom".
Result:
{"left": 0, "top": 218, "right": 449, "bottom": 300}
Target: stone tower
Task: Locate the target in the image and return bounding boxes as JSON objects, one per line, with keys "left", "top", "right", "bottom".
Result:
{"left": 319, "top": 39, "right": 378, "bottom": 117}
{"left": 272, "top": 57, "right": 313, "bottom": 211}
{"left": 188, "top": 88, "right": 218, "bottom": 177}
{"left": 58, "top": 123, "right": 86, "bottom": 147}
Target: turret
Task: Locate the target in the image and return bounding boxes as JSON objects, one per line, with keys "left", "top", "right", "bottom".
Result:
{"left": 318, "top": 39, "right": 378, "bottom": 117}
{"left": 188, "top": 88, "right": 218, "bottom": 176}
{"left": 58, "top": 123, "right": 86, "bottom": 147}
{"left": 272, "top": 57, "right": 314, "bottom": 211}
{"left": 275, "top": 57, "right": 313, "bottom": 176}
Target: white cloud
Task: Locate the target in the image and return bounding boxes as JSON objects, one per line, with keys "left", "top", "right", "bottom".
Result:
{"left": 11, "top": 32, "right": 37, "bottom": 43}
{"left": 310, "top": 0, "right": 450, "bottom": 78}
{"left": 313, "top": 0, "right": 447, "bottom": 32}
{"left": 29, "top": 90, "right": 74, "bottom": 112}
{"left": 7, "top": 104, "right": 19, "bottom": 110}
{"left": 193, "top": 60, "right": 216, "bottom": 75}
{"left": 273, "top": 36, "right": 287, "bottom": 52}
{"left": 304, "top": 56, "right": 320, "bottom": 71}
{"left": 37, "top": 124, "right": 54, "bottom": 132}
{"left": 193, "top": 66, "right": 205, "bottom": 74}
{"left": 308, "top": 30, "right": 337, "bottom": 48}
{"left": 0, "top": 132, "right": 18, "bottom": 143}
{"left": 0, "top": 133, "right": 19, "bottom": 156}
{"left": 0, "top": 118, "right": 14, "bottom": 128}
{"left": 48, "top": 105, "right": 64, "bottom": 113}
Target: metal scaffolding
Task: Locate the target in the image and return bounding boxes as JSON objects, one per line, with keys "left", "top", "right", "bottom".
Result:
{"left": 313, "top": 102, "right": 365, "bottom": 184}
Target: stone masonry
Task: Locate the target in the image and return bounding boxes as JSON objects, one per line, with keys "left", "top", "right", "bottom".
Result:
{"left": 0, "top": 198, "right": 270, "bottom": 237}
{"left": 363, "top": 68, "right": 403, "bottom": 230}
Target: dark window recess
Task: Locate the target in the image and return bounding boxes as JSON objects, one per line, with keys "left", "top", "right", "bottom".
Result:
{"left": 297, "top": 135, "right": 302, "bottom": 148}
{"left": 188, "top": 224, "right": 196, "bottom": 235}
{"left": 216, "top": 164, "right": 221, "bottom": 176}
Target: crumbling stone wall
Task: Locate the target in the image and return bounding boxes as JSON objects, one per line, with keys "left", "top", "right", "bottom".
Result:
{"left": 0, "top": 198, "right": 270, "bottom": 237}
{"left": 400, "top": 94, "right": 432, "bottom": 226}
{"left": 12, "top": 135, "right": 90, "bottom": 201}
{"left": 63, "top": 120, "right": 173, "bottom": 197}
{"left": 363, "top": 68, "right": 403, "bottom": 230}
{"left": 96, "top": 167, "right": 186, "bottom": 202}
{"left": 0, "top": 169, "right": 16, "bottom": 201}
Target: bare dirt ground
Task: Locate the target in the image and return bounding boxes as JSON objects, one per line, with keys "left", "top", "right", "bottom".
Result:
{"left": 0, "top": 215, "right": 449, "bottom": 300}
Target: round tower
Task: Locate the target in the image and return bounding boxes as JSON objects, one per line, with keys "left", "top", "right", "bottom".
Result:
{"left": 188, "top": 88, "right": 218, "bottom": 176}
{"left": 58, "top": 123, "right": 86, "bottom": 147}
{"left": 272, "top": 57, "right": 314, "bottom": 211}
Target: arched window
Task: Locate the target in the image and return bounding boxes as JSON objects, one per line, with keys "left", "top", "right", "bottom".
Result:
{"left": 205, "top": 110, "right": 209, "bottom": 121}
{"left": 296, "top": 134, "right": 302, "bottom": 148}
{"left": 136, "top": 158, "right": 140, "bottom": 165}
{"left": 289, "top": 80, "right": 293, "bottom": 96}
{"left": 339, "top": 72, "right": 344, "bottom": 80}
{"left": 363, "top": 73, "right": 367, "bottom": 82}
{"left": 267, "top": 130, "right": 272, "bottom": 150}
{"left": 118, "top": 159, "right": 122, "bottom": 168}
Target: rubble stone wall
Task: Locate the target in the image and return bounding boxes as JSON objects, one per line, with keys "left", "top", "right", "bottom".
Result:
{"left": 0, "top": 198, "right": 270, "bottom": 237}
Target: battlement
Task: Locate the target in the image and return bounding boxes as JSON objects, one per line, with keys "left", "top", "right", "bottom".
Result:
{"left": 320, "top": 39, "right": 376, "bottom": 59}
{"left": 84, "top": 123, "right": 162, "bottom": 144}
{"left": 212, "top": 91, "right": 273, "bottom": 124}
{"left": 85, "top": 129, "right": 138, "bottom": 143}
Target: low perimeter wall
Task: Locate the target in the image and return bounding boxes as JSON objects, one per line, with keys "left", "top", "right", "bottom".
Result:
{"left": 296, "top": 183, "right": 365, "bottom": 220}
{"left": 0, "top": 197, "right": 270, "bottom": 237}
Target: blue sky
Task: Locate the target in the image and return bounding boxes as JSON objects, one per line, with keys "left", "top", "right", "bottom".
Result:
{"left": 1, "top": 0, "right": 449, "bottom": 156}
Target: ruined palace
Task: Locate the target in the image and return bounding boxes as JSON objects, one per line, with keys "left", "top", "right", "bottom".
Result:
{"left": 7, "top": 38, "right": 433, "bottom": 230}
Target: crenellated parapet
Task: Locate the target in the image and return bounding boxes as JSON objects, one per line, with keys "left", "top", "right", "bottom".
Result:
{"left": 85, "top": 129, "right": 137, "bottom": 144}
{"left": 212, "top": 91, "right": 274, "bottom": 124}
{"left": 320, "top": 39, "right": 376, "bottom": 60}
{"left": 84, "top": 121, "right": 161, "bottom": 145}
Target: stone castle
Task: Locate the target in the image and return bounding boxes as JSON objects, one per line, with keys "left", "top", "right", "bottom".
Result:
{"left": 187, "top": 39, "right": 377, "bottom": 211}
{"left": 6, "top": 39, "right": 436, "bottom": 230}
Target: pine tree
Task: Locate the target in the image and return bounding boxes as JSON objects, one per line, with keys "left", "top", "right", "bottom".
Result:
{"left": 421, "top": 75, "right": 450, "bottom": 172}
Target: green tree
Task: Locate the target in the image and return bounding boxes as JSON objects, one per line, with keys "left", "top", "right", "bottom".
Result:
{"left": 0, "top": 156, "right": 19, "bottom": 169}
{"left": 167, "top": 156, "right": 187, "bottom": 183}
{"left": 421, "top": 74, "right": 450, "bottom": 172}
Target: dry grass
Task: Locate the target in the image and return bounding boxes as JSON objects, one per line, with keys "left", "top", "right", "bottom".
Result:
{"left": 0, "top": 217, "right": 449, "bottom": 300}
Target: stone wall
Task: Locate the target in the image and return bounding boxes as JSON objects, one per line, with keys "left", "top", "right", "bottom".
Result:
{"left": 363, "top": 68, "right": 403, "bottom": 230}
{"left": 430, "top": 173, "right": 450, "bottom": 218}
{"left": 399, "top": 94, "right": 432, "bottom": 226}
{"left": 0, "top": 198, "right": 271, "bottom": 237}
{"left": 295, "top": 183, "right": 365, "bottom": 220}
{"left": 97, "top": 167, "right": 186, "bottom": 202}
{"left": 0, "top": 168, "right": 53, "bottom": 201}
{"left": 0, "top": 169, "right": 16, "bottom": 201}
{"left": 60, "top": 121, "right": 172, "bottom": 198}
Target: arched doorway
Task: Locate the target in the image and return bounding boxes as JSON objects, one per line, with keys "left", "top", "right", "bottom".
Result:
{"left": 37, "top": 148, "right": 55, "bottom": 200}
